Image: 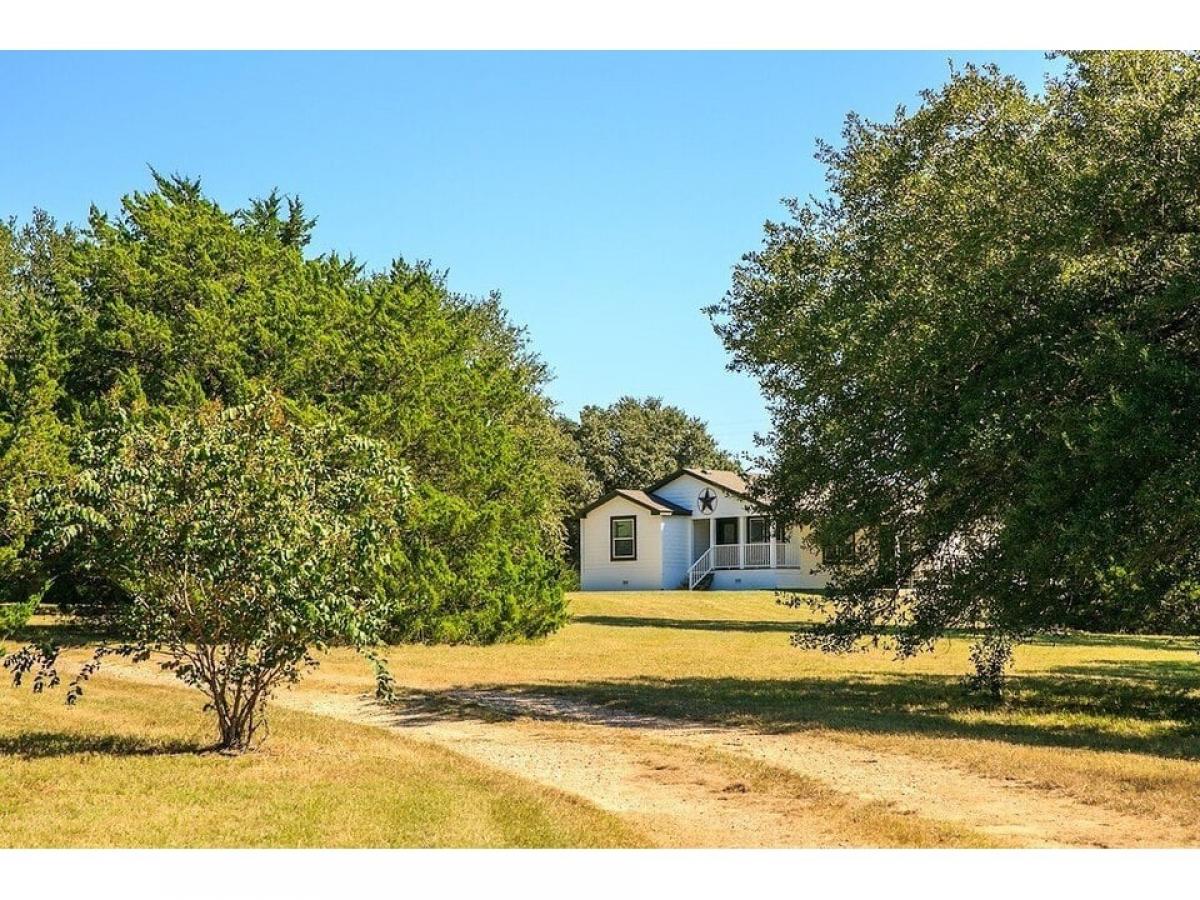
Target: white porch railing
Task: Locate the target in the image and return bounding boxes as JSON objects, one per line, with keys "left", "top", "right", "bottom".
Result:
{"left": 707, "top": 542, "right": 803, "bottom": 571}
{"left": 773, "top": 541, "right": 800, "bottom": 568}
{"left": 743, "top": 542, "right": 772, "bottom": 567}
{"left": 687, "top": 547, "right": 714, "bottom": 589}
{"left": 712, "top": 544, "right": 741, "bottom": 569}
{"left": 689, "top": 541, "right": 805, "bottom": 588}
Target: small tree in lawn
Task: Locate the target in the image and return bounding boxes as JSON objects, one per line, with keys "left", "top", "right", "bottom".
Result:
{"left": 31, "top": 393, "right": 409, "bottom": 752}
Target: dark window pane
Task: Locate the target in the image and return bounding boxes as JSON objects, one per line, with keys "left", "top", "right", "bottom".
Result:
{"left": 611, "top": 517, "right": 636, "bottom": 559}
{"left": 822, "top": 535, "right": 856, "bottom": 565}
{"left": 747, "top": 516, "right": 768, "bottom": 543}
{"left": 715, "top": 518, "right": 739, "bottom": 545}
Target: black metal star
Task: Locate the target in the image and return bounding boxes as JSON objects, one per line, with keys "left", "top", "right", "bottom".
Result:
{"left": 698, "top": 488, "right": 717, "bottom": 513}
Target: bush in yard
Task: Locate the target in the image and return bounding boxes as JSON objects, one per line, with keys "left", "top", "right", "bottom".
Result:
{"left": 0, "top": 595, "right": 37, "bottom": 657}
{"left": 708, "top": 51, "right": 1200, "bottom": 693}
{"left": 26, "top": 393, "right": 409, "bottom": 751}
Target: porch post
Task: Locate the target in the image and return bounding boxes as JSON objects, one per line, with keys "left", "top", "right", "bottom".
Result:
{"left": 769, "top": 522, "right": 777, "bottom": 569}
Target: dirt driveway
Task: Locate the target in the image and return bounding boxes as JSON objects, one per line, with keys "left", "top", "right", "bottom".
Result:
{"left": 102, "top": 661, "right": 1198, "bottom": 847}
{"left": 274, "top": 685, "right": 1198, "bottom": 848}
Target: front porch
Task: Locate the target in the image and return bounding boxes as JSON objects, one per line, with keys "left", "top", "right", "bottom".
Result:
{"left": 709, "top": 541, "right": 802, "bottom": 570}
{"left": 688, "top": 515, "right": 802, "bottom": 589}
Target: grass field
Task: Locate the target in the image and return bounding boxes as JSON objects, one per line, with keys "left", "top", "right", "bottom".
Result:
{"left": 306, "top": 591, "right": 1200, "bottom": 836}
{"left": 0, "top": 661, "right": 643, "bottom": 847}
{"left": 4, "top": 590, "right": 1200, "bottom": 847}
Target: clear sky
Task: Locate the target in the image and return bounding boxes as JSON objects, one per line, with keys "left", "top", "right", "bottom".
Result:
{"left": 0, "top": 51, "right": 1060, "bottom": 458}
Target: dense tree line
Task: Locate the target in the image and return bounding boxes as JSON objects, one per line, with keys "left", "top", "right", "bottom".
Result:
{"left": 710, "top": 51, "right": 1200, "bottom": 691}
{"left": 1, "top": 174, "right": 576, "bottom": 646}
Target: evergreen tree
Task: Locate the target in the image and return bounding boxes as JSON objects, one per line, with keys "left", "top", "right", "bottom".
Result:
{"left": 2, "top": 173, "right": 572, "bottom": 644}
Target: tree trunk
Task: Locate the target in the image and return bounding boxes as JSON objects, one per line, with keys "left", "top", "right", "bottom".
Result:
{"left": 207, "top": 671, "right": 269, "bottom": 752}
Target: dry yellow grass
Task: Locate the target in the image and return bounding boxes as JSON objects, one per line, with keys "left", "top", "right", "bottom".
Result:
{"left": 0, "top": 673, "right": 644, "bottom": 848}
{"left": 304, "top": 591, "right": 1200, "bottom": 835}
{"left": 5, "top": 590, "right": 1200, "bottom": 847}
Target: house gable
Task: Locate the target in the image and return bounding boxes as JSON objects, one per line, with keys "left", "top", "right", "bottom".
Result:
{"left": 651, "top": 470, "right": 763, "bottom": 520}
{"left": 645, "top": 467, "right": 751, "bottom": 500}
{"left": 578, "top": 488, "right": 691, "bottom": 519}
{"left": 578, "top": 493, "right": 666, "bottom": 590}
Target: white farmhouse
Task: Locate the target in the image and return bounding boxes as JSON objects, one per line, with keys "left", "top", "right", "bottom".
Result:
{"left": 578, "top": 468, "right": 832, "bottom": 592}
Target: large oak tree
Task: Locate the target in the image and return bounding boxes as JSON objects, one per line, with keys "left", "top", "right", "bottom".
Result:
{"left": 709, "top": 52, "right": 1200, "bottom": 689}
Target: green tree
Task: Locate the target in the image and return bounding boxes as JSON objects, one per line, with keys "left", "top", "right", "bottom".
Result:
{"left": 286, "top": 268, "right": 575, "bottom": 641}
{"left": 3, "top": 172, "right": 572, "bottom": 642}
{"left": 19, "top": 394, "right": 409, "bottom": 752}
{"left": 0, "top": 216, "right": 75, "bottom": 606}
{"left": 569, "top": 396, "right": 739, "bottom": 496}
{"left": 709, "top": 52, "right": 1200, "bottom": 692}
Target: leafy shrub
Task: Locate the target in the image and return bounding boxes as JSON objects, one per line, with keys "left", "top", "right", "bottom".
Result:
{"left": 29, "top": 394, "right": 409, "bottom": 751}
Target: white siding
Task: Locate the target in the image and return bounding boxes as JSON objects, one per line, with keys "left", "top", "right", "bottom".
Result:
{"left": 782, "top": 525, "right": 831, "bottom": 590}
{"left": 711, "top": 567, "right": 826, "bottom": 591}
{"left": 578, "top": 472, "right": 837, "bottom": 592}
{"left": 660, "top": 515, "right": 691, "bottom": 589}
{"left": 710, "top": 569, "right": 784, "bottom": 590}
{"left": 654, "top": 473, "right": 759, "bottom": 519}
{"left": 579, "top": 496, "right": 665, "bottom": 591}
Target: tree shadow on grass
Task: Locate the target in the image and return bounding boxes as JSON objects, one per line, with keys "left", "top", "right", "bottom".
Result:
{"left": 572, "top": 615, "right": 806, "bottom": 633}
{"left": 8, "top": 618, "right": 113, "bottom": 649}
{"left": 0, "top": 731, "right": 205, "bottom": 760}
{"left": 1026, "top": 632, "right": 1200, "bottom": 653}
{"left": 1050, "top": 658, "right": 1200, "bottom": 685}
{"left": 573, "top": 615, "right": 1200, "bottom": 655}
{"left": 392, "top": 662, "right": 1200, "bottom": 761}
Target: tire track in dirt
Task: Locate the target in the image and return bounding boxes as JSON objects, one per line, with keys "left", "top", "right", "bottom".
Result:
{"left": 101, "top": 665, "right": 849, "bottom": 846}
{"left": 102, "top": 665, "right": 1198, "bottom": 847}
{"left": 280, "top": 689, "right": 856, "bottom": 847}
{"left": 283, "top": 687, "right": 1199, "bottom": 848}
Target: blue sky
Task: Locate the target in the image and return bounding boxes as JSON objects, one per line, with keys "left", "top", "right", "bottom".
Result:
{"left": 1, "top": 51, "right": 1060, "bottom": 457}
